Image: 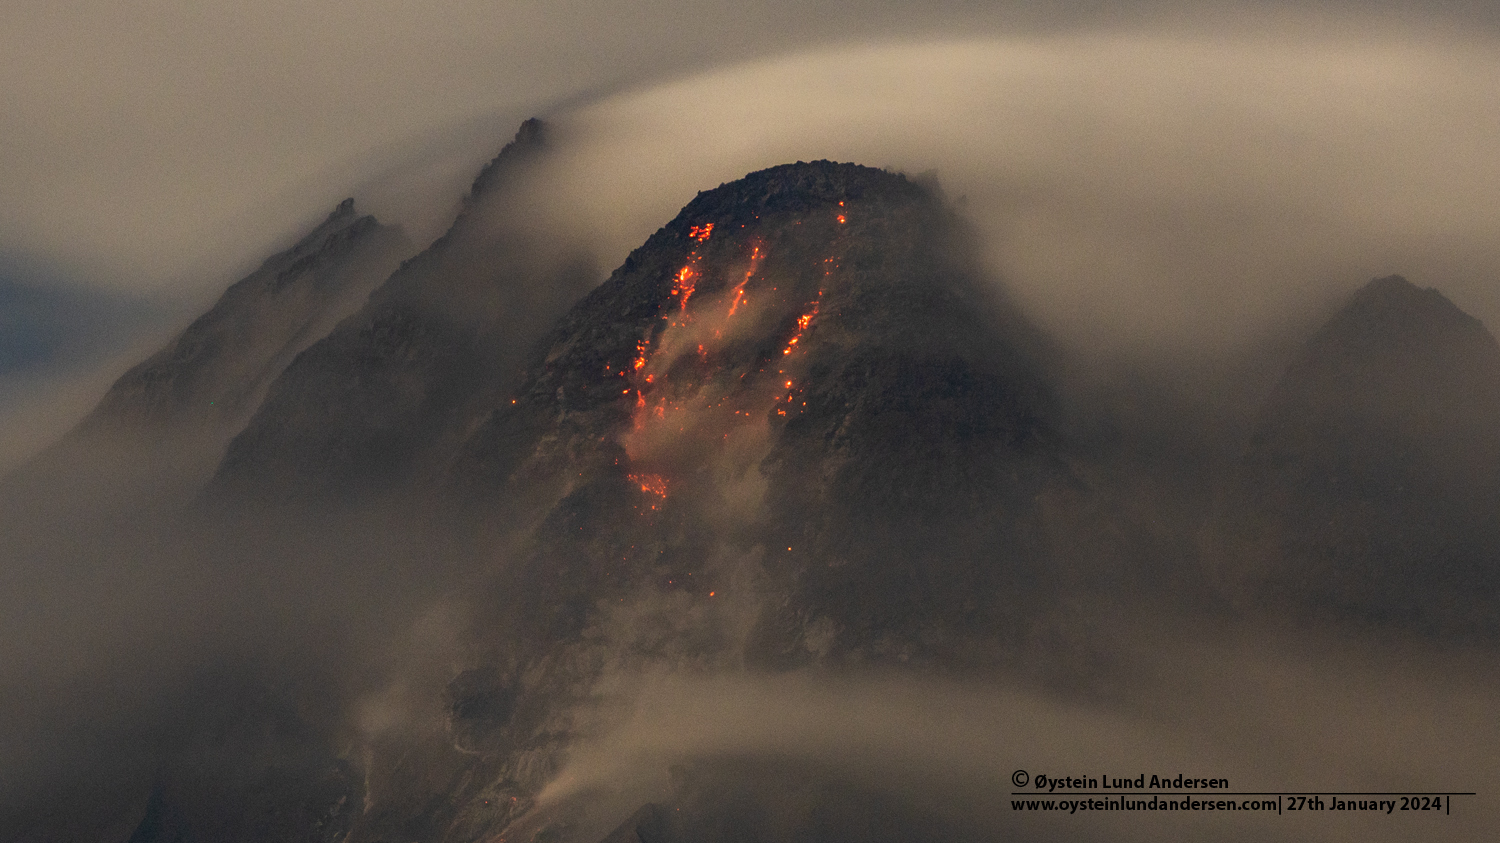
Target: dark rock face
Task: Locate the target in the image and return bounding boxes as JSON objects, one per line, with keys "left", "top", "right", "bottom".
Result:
{"left": 1229, "top": 275, "right": 1500, "bottom": 631}
{"left": 209, "top": 119, "right": 598, "bottom": 504}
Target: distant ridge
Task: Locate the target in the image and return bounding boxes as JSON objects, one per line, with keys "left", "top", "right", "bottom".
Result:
{"left": 1229, "top": 274, "right": 1500, "bottom": 631}
{"left": 8, "top": 198, "right": 410, "bottom": 496}
{"left": 207, "top": 118, "right": 598, "bottom": 505}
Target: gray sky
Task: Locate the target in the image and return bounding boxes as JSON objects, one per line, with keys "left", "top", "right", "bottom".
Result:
{"left": 3, "top": 0, "right": 1500, "bottom": 452}
{"left": 2, "top": 1, "right": 1496, "bottom": 293}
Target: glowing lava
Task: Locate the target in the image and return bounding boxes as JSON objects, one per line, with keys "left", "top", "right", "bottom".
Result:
{"left": 726, "top": 242, "right": 763, "bottom": 319}
{"left": 781, "top": 292, "right": 822, "bottom": 356}
{"left": 628, "top": 473, "right": 669, "bottom": 497}
{"left": 621, "top": 222, "right": 837, "bottom": 499}
{"left": 672, "top": 264, "right": 699, "bottom": 313}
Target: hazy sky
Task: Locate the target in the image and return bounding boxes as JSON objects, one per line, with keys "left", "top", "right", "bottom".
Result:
{"left": 4, "top": 0, "right": 1500, "bottom": 453}
{"left": 3, "top": 0, "right": 1497, "bottom": 293}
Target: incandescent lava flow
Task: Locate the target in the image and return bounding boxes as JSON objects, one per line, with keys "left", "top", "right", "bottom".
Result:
{"left": 457, "top": 159, "right": 1067, "bottom": 645}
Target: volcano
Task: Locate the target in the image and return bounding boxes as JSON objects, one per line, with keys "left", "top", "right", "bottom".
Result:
{"left": 451, "top": 158, "right": 1069, "bottom": 652}
{"left": 93, "top": 135, "right": 1075, "bottom": 843}
{"left": 248, "top": 154, "right": 1073, "bottom": 843}
{"left": 18, "top": 120, "right": 1500, "bottom": 843}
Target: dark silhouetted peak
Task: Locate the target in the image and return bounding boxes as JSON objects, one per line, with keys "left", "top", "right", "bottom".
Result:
{"left": 332, "top": 195, "right": 355, "bottom": 215}
{"left": 1360, "top": 273, "right": 1414, "bottom": 294}
{"left": 1307, "top": 274, "right": 1491, "bottom": 365}
{"left": 276, "top": 197, "right": 371, "bottom": 262}
{"left": 1249, "top": 274, "right": 1500, "bottom": 466}
{"left": 1231, "top": 274, "right": 1500, "bottom": 631}
{"left": 468, "top": 117, "right": 547, "bottom": 201}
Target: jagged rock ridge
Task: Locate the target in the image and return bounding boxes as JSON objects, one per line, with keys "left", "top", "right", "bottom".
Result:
{"left": 71, "top": 199, "right": 409, "bottom": 450}
{"left": 209, "top": 119, "right": 597, "bottom": 504}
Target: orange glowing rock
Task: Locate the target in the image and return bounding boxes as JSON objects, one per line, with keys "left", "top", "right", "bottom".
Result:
{"left": 724, "top": 242, "right": 764, "bottom": 320}
{"left": 628, "top": 473, "right": 669, "bottom": 497}
{"left": 688, "top": 223, "right": 714, "bottom": 242}
{"left": 781, "top": 292, "right": 822, "bottom": 356}
{"left": 673, "top": 265, "right": 699, "bottom": 312}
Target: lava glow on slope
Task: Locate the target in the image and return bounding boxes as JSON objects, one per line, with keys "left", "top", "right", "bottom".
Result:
{"left": 628, "top": 473, "right": 668, "bottom": 497}
{"left": 671, "top": 265, "right": 699, "bottom": 314}
{"left": 724, "top": 242, "right": 762, "bottom": 321}
{"left": 620, "top": 218, "right": 838, "bottom": 506}
{"left": 781, "top": 292, "right": 822, "bottom": 356}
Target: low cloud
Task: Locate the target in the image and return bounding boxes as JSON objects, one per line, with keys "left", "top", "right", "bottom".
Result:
{"left": 530, "top": 31, "right": 1500, "bottom": 358}
{"left": 534, "top": 621, "right": 1500, "bottom": 842}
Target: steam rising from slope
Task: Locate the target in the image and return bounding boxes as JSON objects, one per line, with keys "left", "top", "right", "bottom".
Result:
{"left": 533, "top": 625, "right": 1500, "bottom": 842}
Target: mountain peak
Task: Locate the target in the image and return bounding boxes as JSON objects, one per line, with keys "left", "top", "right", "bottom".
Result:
{"left": 326, "top": 196, "right": 356, "bottom": 221}
{"left": 1234, "top": 274, "right": 1500, "bottom": 629}
{"left": 469, "top": 117, "right": 548, "bottom": 200}
{"left": 1358, "top": 272, "right": 1415, "bottom": 295}
{"left": 1349, "top": 273, "right": 1465, "bottom": 316}
{"left": 1328, "top": 273, "right": 1487, "bottom": 351}
{"left": 661, "top": 162, "right": 936, "bottom": 243}
{"left": 61, "top": 200, "right": 410, "bottom": 456}
{"left": 207, "top": 118, "right": 594, "bottom": 504}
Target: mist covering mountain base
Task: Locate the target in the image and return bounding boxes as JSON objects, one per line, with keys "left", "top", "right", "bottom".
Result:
{"left": 7, "top": 119, "right": 1500, "bottom": 843}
